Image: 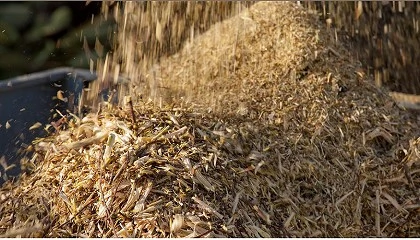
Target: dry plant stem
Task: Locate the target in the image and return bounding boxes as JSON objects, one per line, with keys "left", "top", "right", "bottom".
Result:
{"left": 194, "top": 229, "right": 213, "bottom": 238}
{"left": 97, "top": 148, "right": 118, "bottom": 237}
{"left": 1, "top": 2, "right": 420, "bottom": 238}
{"left": 0, "top": 223, "right": 43, "bottom": 238}
{"left": 112, "top": 153, "right": 129, "bottom": 183}
{"left": 128, "top": 97, "right": 137, "bottom": 124}
{"left": 55, "top": 191, "right": 96, "bottom": 230}
{"left": 98, "top": 177, "right": 118, "bottom": 237}
{"left": 403, "top": 164, "right": 419, "bottom": 200}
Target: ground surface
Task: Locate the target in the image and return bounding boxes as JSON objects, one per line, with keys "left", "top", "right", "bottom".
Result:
{"left": 1, "top": 2, "right": 420, "bottom": 237}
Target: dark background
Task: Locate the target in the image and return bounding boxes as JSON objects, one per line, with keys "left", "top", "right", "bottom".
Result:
{"left": 0, "top": 1, "right": 115, "bottom": 80}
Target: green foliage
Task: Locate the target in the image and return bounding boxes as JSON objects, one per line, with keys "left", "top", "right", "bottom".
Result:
{"left": 0, "top": 2, "right": 116, "bottom": 80}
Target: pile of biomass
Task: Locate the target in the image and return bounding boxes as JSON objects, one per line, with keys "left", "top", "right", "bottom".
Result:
{"left": 1, "top": 2, "right": 420, "bottom": 237}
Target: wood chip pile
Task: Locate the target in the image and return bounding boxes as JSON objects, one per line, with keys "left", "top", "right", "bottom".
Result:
{"left": 1, "top": 2, "right": 420, "bottom": 237}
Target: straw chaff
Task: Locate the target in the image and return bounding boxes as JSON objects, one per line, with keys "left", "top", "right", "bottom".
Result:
{"left": 1, "top": 2, "right": 420, "bottom": 237}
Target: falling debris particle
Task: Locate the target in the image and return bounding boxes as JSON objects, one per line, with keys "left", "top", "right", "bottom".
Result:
{"left": 5, "top": 121, "right": 11, "bottom": 129}
{"left": 56, "top": 90, "right": 68, "bottom": 102}
{"left": 29, "top": 122, "right": 42, "bottom": 131}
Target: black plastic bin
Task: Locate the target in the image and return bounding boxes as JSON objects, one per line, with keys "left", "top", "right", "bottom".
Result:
{"left": 0, "top": 67, "right": 98, "bottom": 185}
